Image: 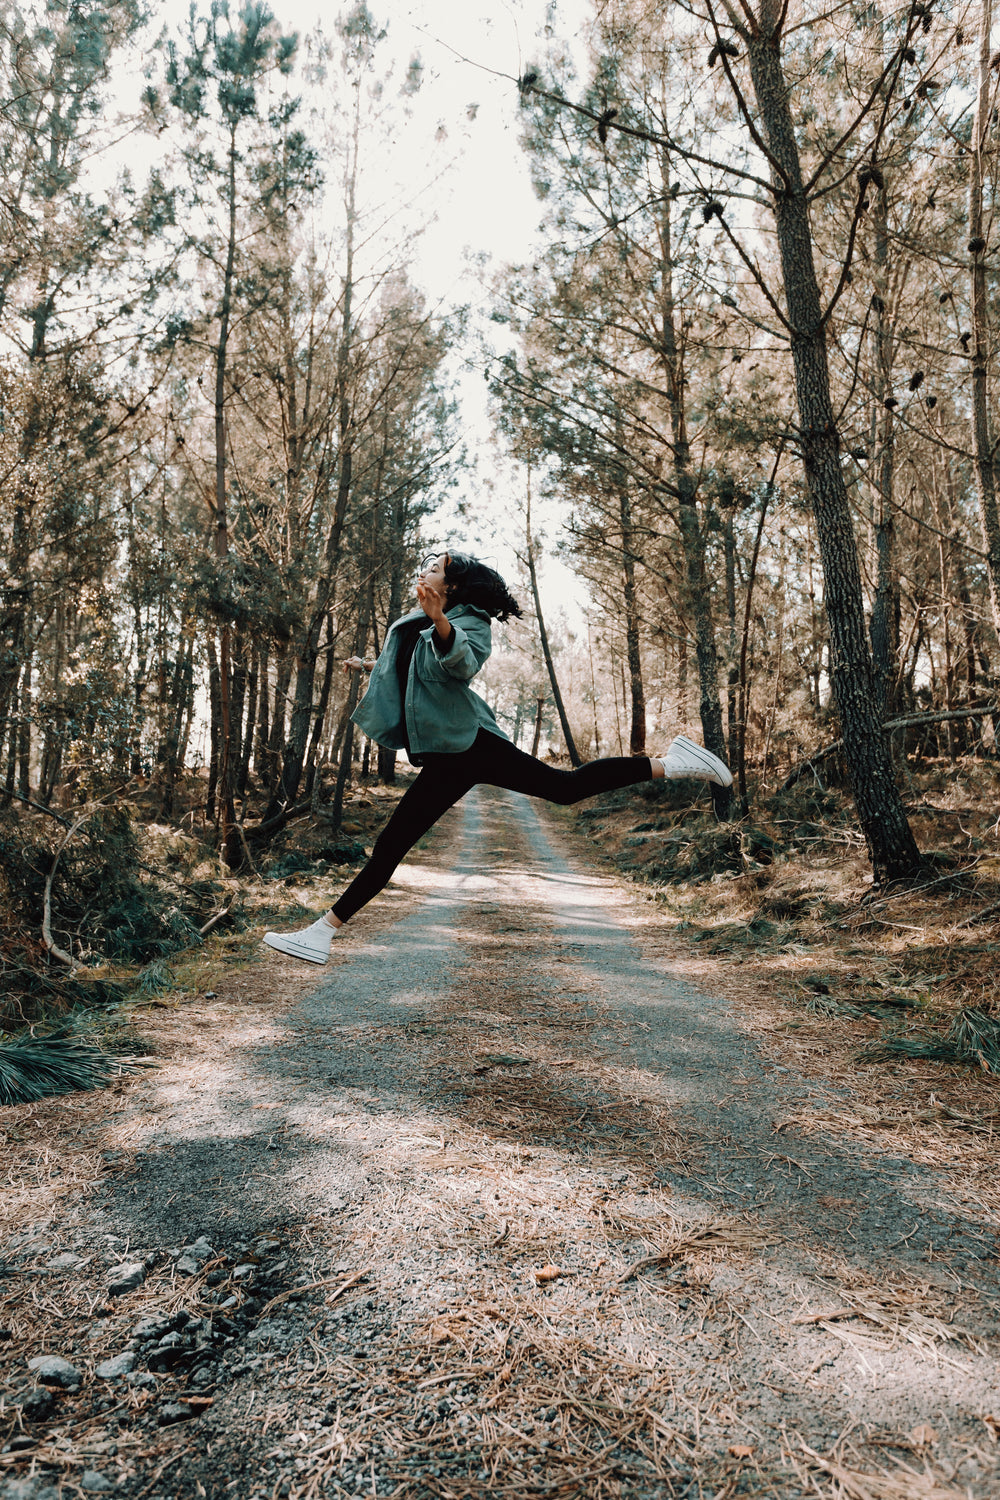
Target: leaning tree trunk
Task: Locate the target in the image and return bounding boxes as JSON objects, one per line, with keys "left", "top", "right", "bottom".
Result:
{"left": 968, "top": 0, "right": 1000, "bottom": 649}
{"left": 746, "top": 8, "right": 921, "bottom": 881}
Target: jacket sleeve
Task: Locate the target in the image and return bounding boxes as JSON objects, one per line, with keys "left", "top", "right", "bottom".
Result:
{"left": 428, "top": 612, "right": 492, "bottom": 682}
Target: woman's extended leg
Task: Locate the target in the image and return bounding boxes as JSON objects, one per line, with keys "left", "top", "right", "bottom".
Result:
{"left": 469, "top": 730, "right": 730, "bottom": 804}
{"left": 329, "top": 761, "right": 475, "bottom": 924}
{"left": 262, "top": 758, "right": 476, "bottom": 960}
{"left": 468, "top": 732, "right": 654, "bottom": 804}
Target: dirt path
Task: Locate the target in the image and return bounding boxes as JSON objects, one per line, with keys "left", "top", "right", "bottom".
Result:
{"left": 3, "top": 786, "right": 1000, "bottom": 1500}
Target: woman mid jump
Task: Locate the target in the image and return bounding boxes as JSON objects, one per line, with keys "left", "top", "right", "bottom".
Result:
{"left": 263, "top": 551, "right": 732, "bottom": 965}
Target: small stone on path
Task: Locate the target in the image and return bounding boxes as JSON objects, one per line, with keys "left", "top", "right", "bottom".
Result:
{"left": 158, "top": 1401, "right": 196, "bottom": 1425}
{"left": 27, "top": 1355, "right": 80, "bottom": 1389}
{"left": 95, "top": 1352, "right": 135, "bottom": 1379}
{"left": 107, "top": 1262, "right": 145, "bottom": 1295}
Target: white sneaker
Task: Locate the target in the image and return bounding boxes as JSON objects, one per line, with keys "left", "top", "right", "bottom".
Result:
{"left": 656, "top": 735, "right": 733, "bottom": 787}
{"left": 262, "top": 915, "right": 340, "bottom": 965}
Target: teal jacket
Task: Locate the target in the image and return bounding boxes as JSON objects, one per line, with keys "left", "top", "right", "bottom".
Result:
{"left": 350, "top": 604, "right": 509, "bottom": 757}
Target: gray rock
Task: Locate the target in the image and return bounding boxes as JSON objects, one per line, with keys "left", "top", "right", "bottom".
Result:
{"left": 130, "top": 1309, "right": 168, "bottom": 1339}
{"left": 18, "top": 1388, "right": 57, "bottom": 1420}
{"left": 157, "top": 1402, "right": 195, "bottom": 1426}
{"left": 107, "top": 1262, "right": 145, "bottom": 1295}
{"left": 231, "top": 1263, "right": 256, "bottom": 1281}
{"left": 27, "top": 1355, "right": 81, "bottom": 1389}
{"left": 46, "top": 1252, "right": 86, "bottom": 1271}
{"left": 95, "top": 1352, "right": 136, "bottom": 1379}
{"left": 80, "top": 1473, "right": 115, "bottom": 1493}
{"left": 178, "top": 1236, "right": 214, "bottom": 1262}
{"left": 175, "top": 1237, "right": 214, "bottom": 1275}
{"left": 124, "top": 1371, "right": 157, "bottom": 1391}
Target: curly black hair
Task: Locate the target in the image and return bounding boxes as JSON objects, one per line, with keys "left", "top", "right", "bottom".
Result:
{"left": 442, "top": 552, "right": 522, "bottom": 622}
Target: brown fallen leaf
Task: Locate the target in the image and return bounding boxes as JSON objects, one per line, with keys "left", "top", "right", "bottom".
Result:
{"left": 532, "top": 1264, "right": 564, "bottom": 1285}
{"left": 728, "top": 1444, "right": 754, "bottom": 1459}
{"left": 911, "top": 1423, "right": 939, "bottom": 1447}
{"left": 983, "top": 1414, "right": 999, "bottom": 1442}
{"left": 427, "top": 1321, "right": 452, "bottom": 1344}
{"left": 182, "top": 1395, "right": 214, "bottom": 1410}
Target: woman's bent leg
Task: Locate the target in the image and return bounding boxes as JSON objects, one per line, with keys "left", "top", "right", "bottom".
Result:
{"left": 331, "top": 760, "right": 474, "bottom": 923}
{"left": 473, "top": 732, "right": 652, "bottom": 806}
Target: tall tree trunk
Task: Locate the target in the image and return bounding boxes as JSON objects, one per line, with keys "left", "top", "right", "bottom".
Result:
{"left": 969, "top": 0, "right": 1000, "bottom": 648}
{"left": 525, "top": 468, "right": 581, "bottom": 765}
{"left": 158, "top": 622, "right": 195, "bottom": 819}
{"left": 531, "top": 696, "right": 545, "bottom": 757}
{"left": 253, "top": 642, "right": 270, "bottom": 783}
{"left": 237, "top": 650, "right": 258, "bottom": 802}
{"left": 205, "top": 631, "right": 222, "bottom": 823}
{"left": 330, "top": 593, "right": 372, "bottom": 830}
{"left": 868, "top": 178, "right": 900, "bottom": 718}
{"left": 262, "top": 621, "right": 322, "bottom": 824}
{"left": 2, "top": 680, "right": 16, "bottom": 806}
{"left": 17, "top": 654, "right": 31, "bottom": 801}
{"left": 723, "top": 495, "right": 739, "bottom": 766}
{"left": 655, "top": 145, "right": 731, "bottom": 808}
{"left": 619, "top": 483, "right": 646, "bottom": 755}
{"left": 306, "top": 616, "right": 337, "bottom": 800}
{"left": 746, "top": 9, "right": 921, "bottom": 880}
{"left": 264, "top": 644, "right": 292, "bottom": 790}
{"left": 211, "top": 121, "right": 241, "bottom": 867}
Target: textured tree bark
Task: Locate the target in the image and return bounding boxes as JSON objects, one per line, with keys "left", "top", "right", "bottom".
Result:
{"left": 747, "top": 12, "right": 921, "bottom": 880}
{"left": 968, "top": 0, "right": 1000, "bottom": 647}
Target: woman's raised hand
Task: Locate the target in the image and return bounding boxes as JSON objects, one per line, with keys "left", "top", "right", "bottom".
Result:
{"left": 416, "top": 580, "right": 446, "bottom": 622}
{"left": 342, "top": 656, "right": 366, "bottom": 673}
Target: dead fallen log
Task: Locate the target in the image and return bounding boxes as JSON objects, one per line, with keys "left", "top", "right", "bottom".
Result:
{"left": 780, "top": 704, "right": 998, "bottom": 790}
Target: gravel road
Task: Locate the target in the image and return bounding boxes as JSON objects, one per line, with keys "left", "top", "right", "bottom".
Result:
{"left": 4, "top": 784, "right": 999, "bottom": 1499}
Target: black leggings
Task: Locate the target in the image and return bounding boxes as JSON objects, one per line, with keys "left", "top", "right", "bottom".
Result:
{"left": 331, "top": 730, "right": 653, "bottom": 923}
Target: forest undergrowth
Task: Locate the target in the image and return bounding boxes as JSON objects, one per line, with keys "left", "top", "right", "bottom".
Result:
{"left": 0, "top": 777, "right": 389, "bottom": 1101}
